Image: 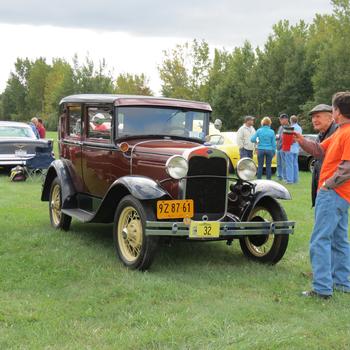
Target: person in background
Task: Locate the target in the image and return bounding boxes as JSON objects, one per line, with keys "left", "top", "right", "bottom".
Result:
{"left": 37, "top": 118, "right": 46, "bottom": 138}
{"left": 214, "top": 119, "right": 222, "bottom": 131}
{"left": 250, "top": 116, "right": 276, "bottom": 180}
{"left": 285, "top": 115, "right": 302, "bottom": 184}
{"left": 237, "top": 116, "right": 255, "bottom": 159}
{"left": 92, "top": 113, "right": 108, "bottom": 131}
{"left": 29, "top": 117, "right": 40, "bottom": 139}
{"left": 276, "top": 114, "right": 289, "bottom": 181}
{"left": 294, "top": 91, "right": 350, "bottom": 299}
{"left": 309, "top": 104, "right": 338, "bottom": 207}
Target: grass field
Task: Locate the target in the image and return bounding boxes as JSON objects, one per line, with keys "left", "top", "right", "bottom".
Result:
{"left": 1, "top": 135, "right": 350, "bottom": 349}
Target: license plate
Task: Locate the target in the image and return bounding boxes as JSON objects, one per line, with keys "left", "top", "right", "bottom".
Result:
{"left": 189, "top": 221, "right": 220, "bottom": 238}
{"left": 15, "top": 149, "right": 27, "bottom": 157}
{"left": 156, "top": 199, "right": 194, "bottom": 219}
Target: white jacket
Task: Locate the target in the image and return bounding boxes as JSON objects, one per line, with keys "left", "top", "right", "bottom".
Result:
{"left": 237, "top": 125, "right": 256, "bottom": 151}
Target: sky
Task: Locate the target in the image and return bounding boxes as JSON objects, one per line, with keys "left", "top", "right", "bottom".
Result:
{"left": 0, "top": 0, "right": 334, "bottom": 95}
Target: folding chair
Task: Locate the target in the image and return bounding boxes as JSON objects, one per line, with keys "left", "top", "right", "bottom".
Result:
{"left": 25, "top": 146, "right": 55, "bottom": 180}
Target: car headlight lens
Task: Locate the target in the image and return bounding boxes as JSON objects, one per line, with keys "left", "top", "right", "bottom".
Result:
{"left": 165, "top": 156, "right": 188, "bottom": 179}
{"left": 236, "top": 157, "right": 257, "bottom": 181}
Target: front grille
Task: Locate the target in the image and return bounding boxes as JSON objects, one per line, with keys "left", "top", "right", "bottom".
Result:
{"left": 185, "top": 156, "right": 227, "bottom": 220}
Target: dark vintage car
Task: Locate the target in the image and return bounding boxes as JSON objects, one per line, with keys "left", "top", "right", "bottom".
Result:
{"left": 0, "top": 121, "right": 53, "bottom": 171}
{"left": 41, "top": 94, "right": 295, "bottom": 270}
{"left": 298, "top": 134, "right": 318, "bottom": 172}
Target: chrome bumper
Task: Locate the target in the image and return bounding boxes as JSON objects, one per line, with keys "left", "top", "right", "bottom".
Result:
{"left": 0, "top": 160, "right": 26, "bottom": 166}
{"left": 145, "top": 220, "right": 295, "bottom": 237}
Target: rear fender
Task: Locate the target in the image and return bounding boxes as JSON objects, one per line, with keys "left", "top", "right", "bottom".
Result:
{"left": 41, "top": 160, "right": 76, "bottom": 208}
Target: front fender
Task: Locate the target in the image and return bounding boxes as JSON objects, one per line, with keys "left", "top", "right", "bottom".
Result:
{"left": 41, "top": 159, "right": 76, "bottom": 208}
{"left": 252, "top": 179, "right": 292, "bottom": 201}
{"left": 92, "top": 175, "right": 169, "bottom": 223}
{"left": 241, "top": 180, "right": 291, "bottom": 220}
{"left": 112, "top": 176, "right": 169, "bottom": 200}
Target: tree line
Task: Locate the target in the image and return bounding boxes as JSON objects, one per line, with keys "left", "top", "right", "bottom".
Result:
{"left": 1, "top": 0, "right": 349, "bottom": 132}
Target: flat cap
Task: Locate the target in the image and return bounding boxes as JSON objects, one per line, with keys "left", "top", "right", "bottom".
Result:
{"left": 308, "top": 104, "right": 332, "bottom": 115}
{"left": 244, "top": 115, "right": 255, "bottom": 122}
{"left": 279, "top": 113, "right": 289, "bottom": 119}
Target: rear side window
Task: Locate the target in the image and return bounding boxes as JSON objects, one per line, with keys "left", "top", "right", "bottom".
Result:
{"left": 88, "top": 107, "right": 112, "bottom": 141}
{"left": 68, "top": 105, "right": 82, "bottom": 136}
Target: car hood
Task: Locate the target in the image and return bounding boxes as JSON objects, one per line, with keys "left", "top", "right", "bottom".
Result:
{"left": 125, "top": 138, "right": 204, "bottom": 158}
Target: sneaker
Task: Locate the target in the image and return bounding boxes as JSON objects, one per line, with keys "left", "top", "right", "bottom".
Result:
{"left": 301, "top": 290, "right": 332, "bottom": 299}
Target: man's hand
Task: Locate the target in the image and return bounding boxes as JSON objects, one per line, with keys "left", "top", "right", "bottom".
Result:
{"left": 321, "top": 181, "right": 329, "bottom": 191}
{"left": 293, "top": 132, "right": 304, "bottom": 143}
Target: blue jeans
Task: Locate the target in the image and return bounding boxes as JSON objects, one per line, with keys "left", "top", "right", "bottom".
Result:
{"left": 285, "top": 152, "right": 299, "bottom": 183}
{"left": 239, "top": 148, "right": 253, "bottom": 159}
{"left": 277, "top": 150, "right": 285, "bottom": 179}
{"left": 311, "top": 189, "right": 350, "bottom": 295}
{"left": 257, "top": 149, "right": 274, "bottom": 179}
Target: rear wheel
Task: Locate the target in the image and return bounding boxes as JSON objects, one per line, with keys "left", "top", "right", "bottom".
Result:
{"left": 49, "top": 177, "right": 71, "bottom": 230}
{"left": 113, "top": 195, "right": 158, "bottom": 270}
{"left": 239, "top": 198, "right": 289, "bottom": 264}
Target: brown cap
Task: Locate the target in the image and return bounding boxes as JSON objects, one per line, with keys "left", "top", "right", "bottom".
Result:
{"left": 308, "top": 104, "right": 332, "bottom": 115}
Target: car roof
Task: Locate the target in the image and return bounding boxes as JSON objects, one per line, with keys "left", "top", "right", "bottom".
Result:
{"left": 60, "top": 94, "right": 212, "bottom": 112}
{"left": 0, "top": 121, "right": 31, "bottom": 128}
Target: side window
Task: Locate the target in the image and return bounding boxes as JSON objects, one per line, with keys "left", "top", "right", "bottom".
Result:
{"left": 88, "top": 107, "right": 112, "bottom": 141}
{"left": 68, "top": 105, "right": 82, "bottom": 137}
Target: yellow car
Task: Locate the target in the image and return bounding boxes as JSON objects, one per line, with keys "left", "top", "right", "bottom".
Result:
{"left": 207, "top": 131, "right": 277, "bottom": 173}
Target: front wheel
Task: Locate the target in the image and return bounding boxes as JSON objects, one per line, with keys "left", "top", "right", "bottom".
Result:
{"left": 113, "top": 195, "right": 158, "bottom": 271}
{"left": 239, "top": 198, "right": 289, "bottom": 264}
{"left": 49, "top": 177, "right": 72, "bottom": 231}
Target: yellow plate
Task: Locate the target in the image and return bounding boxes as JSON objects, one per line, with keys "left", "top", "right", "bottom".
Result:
{"left": 157, "top": 199, "right": 194, "bottom": 219}
{"left": 189, "top": 221, "right": 220, "bottom": 238}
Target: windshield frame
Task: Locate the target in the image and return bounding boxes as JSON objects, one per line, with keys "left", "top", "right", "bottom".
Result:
{"left": 114, "top": 106, "right": 210, "bottom": 141}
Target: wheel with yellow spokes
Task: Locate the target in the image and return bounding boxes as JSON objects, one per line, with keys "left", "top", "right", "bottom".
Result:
{"left": 49, "top": 178, "right": 71, "bottom": 231}
{"left": 113, "top": 195, "right": 158, "bottom": 270}
{"left": 239, "top": 198, "right": 289, "bottom": 264}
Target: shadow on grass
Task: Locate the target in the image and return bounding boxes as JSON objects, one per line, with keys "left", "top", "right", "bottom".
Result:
{"left": 69, "top": 222, "right": 114, "bottom": 249}
{"left": 67, "top": 221, "right": 287, "bottom": 274}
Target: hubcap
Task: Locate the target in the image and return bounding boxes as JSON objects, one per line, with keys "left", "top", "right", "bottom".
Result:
{"left": 117, "top": 206, "right": 143, "bottom": 262}
{"left": 245, "top": 207, "right": 274, "bottom": 257}
{"left": 51, "top": 184, "right": 62, "bottom": 225}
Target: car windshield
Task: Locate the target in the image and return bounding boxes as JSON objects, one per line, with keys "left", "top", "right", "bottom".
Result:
{"left": 0, "top": 125, "right": 36, "bottom": 139}
{"left": 207, "top": 134, "right": 224, "bottom": 145}
{"left": 116, "top": 107, "right": 208, "bottom": 140}
{"left": 224, "top": 132, "right": 237, "bottom": 144}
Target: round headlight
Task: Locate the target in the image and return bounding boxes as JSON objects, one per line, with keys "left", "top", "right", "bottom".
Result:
{"left": 165, "top": 155, "right": 189, "bottom": 179}
{"left": 236, "top": 157, "right": 257, "bottom": 181}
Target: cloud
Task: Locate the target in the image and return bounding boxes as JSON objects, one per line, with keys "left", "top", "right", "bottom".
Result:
{"left": 0, "top": 0, "right": 333, "bottom": 46}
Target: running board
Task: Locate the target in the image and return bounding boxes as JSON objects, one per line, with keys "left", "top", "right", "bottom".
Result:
{"left": 61, "top": 208, "right": 95, "bottom": 222}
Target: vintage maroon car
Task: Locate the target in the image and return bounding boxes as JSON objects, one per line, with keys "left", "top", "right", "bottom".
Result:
{"left": 41, "top": 94, "right": 294, "bottom": 270}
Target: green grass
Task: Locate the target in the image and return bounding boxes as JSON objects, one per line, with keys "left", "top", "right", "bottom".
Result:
{"left": 1, "top": 146, "right": 350, "bottom": 348}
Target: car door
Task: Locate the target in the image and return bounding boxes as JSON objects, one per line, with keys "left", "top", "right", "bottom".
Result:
{"left": 81, "top": 105, "right": 120, "bottom": 197}
{"left": 60, "top": 104, "right": 85, "bottom": 192}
